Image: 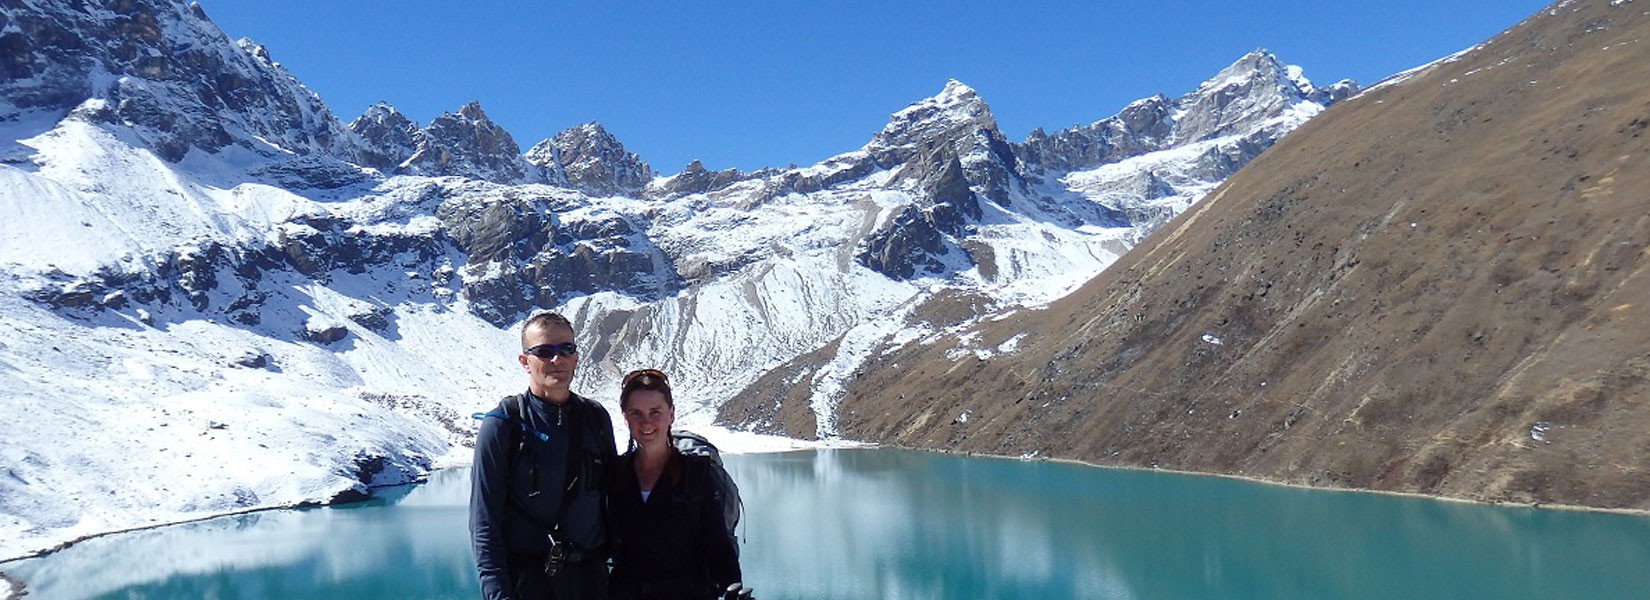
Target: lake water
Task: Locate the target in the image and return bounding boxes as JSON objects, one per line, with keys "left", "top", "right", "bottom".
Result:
{"left": 5, "top": 448, "right": 1649, "bottom": 599}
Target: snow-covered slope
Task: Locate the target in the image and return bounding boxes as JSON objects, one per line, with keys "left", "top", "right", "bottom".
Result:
{"left": 0, "top": 0, "right": 1352, "bottom": 559}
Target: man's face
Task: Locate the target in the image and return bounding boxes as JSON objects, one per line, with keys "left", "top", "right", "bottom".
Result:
{"left": 519, "top": 323, "right": 578, "bottom": 400}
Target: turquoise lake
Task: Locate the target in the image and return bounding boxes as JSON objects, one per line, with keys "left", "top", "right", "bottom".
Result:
{"left": 5, "top": 447, "right": 1649, "bottom": 599}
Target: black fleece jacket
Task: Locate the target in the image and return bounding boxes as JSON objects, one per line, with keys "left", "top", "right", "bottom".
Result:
{"left": 608, "top": 448, "right": 742, "bottom": 600}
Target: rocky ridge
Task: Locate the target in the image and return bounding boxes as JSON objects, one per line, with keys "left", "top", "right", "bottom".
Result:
{"left": 1, "top": 0, "right": 1353, "bottom": 422}
{"left": 0, "top": 0, "right": 361, "bottom": 163}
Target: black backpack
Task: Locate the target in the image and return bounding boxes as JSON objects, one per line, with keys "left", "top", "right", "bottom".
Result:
{"left": 670, "top": 429, "right": 743, "bottom": 545}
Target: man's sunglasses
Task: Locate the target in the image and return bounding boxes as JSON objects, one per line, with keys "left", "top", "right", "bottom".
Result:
{"left": 523, "top": 342, "right": 579, "bottom": 358}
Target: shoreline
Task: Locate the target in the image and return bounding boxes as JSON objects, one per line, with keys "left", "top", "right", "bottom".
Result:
{"left": 0, "top": 433, "right": 838, "bottom": 565}
{"left": 0, "top": 482, "right": 413, "bottom": 566}
{"left": 908, "top": 444, "right": 1650, "bottom": 518}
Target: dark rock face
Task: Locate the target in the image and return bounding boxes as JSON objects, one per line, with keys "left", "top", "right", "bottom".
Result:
{"left": 276, "top": 214, "right": 446, "bottom": 278}
{"left": 232, "top": 350, "right": 272, "bottom": 369}
{"left": 857, "top": 204, "right": 955, "bottom": 279}
{"left": 857, "top": 147, "right": 982, "bottom": 278}
{"left": 349, "top": 103, "right": 420, "bottom": 171}
{"left": 957, "top": 127, "right": 1023, "bottom": 205}
{"left": 786, "top": 155, "right": 878, "bottom": 195}
{"left": 249, "top": 154, "right": 373, "bottom": 190}
{"left": 0, "top": 0, "right": 360, "bottom": 162}
{"left": 436, "top": 190, "right": 677, "bottom": 326}
{"left": 24, "top": 210, "right": 447, "bottom": 331}
{"left": 401, "top": 102, "right": 545, "bottom": 184}
{"left": 304, "top": 320, "right": 349, "bottom": 343}
{"left": 527, "top": 220, "right": 661, "bottom": 298}
{"left": 436, "top": 193, "right": 550, "bottom": 265}
{"left": 347, "top": 305, "right": 392, "bottom": 332}
{"left": 1019, "top": 96, "right": 1174, "bottom": 173}
{"left": 530, "top": 122, "right": 652, "bottom": 197}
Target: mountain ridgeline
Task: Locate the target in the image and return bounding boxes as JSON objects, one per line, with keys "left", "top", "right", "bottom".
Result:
{"left": 2, "top": 3, "right": 1350, "bottom": 403}
{"left": 826, "top": 0, "right": 1650, "bottom": 511}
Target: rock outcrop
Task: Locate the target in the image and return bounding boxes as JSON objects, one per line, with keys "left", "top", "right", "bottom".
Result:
{"left": 400, "top": 102, "right": 552, "bottom": 184}
{"left": 530, "top": 122, "right": 652, "bottom": 197}
{"left": 349, "top": 102, "right": 420, "bottom": 171}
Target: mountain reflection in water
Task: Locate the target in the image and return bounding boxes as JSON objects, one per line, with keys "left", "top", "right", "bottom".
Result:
{"left": 4, "top": 448, "right": 1648, "bottom": 599}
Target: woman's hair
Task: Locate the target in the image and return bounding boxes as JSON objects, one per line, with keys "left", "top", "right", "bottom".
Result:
{"left": 620, "top": 368, "right": 673, "bottom": 410}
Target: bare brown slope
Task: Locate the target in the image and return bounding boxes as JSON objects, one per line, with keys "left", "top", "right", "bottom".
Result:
{"left": 834, "top": 0, "right": 1650, "bottom": 510}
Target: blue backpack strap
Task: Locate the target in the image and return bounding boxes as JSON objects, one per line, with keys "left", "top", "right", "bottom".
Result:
{"left": 471, "top": 408, "right": 510, "bottom": 421}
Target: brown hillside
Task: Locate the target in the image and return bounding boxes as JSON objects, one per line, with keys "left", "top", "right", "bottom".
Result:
{"left": 832, "top": 0, "right": 1650, "bottom": 510}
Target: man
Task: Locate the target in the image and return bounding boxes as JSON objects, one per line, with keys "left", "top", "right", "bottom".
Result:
{"left": 471, "top": 312, "right": 617, "bottom": 600}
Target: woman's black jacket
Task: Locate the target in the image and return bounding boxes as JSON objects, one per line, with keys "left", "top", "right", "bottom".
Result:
{"left": 608, "top": 447, "right": 741, "bottom": 600}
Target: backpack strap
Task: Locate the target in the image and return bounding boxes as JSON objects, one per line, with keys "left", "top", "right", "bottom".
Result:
{"left": 471, "top": 394, "right": 548, "bottom": 446}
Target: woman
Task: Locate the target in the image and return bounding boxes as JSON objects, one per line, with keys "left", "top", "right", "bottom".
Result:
{"left": 608, "top": 369, "right": 747, "bottom": 600}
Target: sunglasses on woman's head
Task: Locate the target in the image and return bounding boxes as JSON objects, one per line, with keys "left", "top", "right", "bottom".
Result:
{"left": 523, "top": 342, "right": 579, "bottom": 358}
{"left": 623, "top": 368, "right": 668, "bottom": 387}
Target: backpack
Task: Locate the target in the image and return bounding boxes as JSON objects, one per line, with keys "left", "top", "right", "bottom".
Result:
{"left": 670, "top": 429, "right": 743, "bottom": 545}
{"left": 472, "top": 394, "right": 599, "bottom": 534}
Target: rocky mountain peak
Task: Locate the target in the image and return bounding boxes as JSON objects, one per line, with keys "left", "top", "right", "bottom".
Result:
{"left": 400, "top": 101, "right": 541, "bottom": 183}
{"left": 651, "top": 158, "right": 750, "bottom": 197}
{"left": 530, "top": 121, "right": 652, "bottom": 197}
{"left": 852, "top": 80, "right": 1026, "bottom": 280}
{"left": 1015, "top": 49, "right": 1355, "bottom": 179}
{"left": 867, "top": 79, "right": 999, "bottom": 165}
{"left": 1, "top": 0, "right": 360, "bottom": 163}
{"left": 1172, "top": 48, "right": 1333, "bottom": 143}
{"left": 456, "top": 100, "right": 488, "bottom": 121}
{"left": 933, "top": 79, "right": 982, "bottom": 107}
{"left": 1316, "top": 78, "right": 1361, "bottom": 104}
{"left": 1198, "top": 49, "right": 1302, "bottom": 95}
{"left": 348, "top": 102, "right": 419, "bottom": 171}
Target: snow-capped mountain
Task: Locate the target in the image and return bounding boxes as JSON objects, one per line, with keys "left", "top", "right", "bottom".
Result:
{"left": 1, "top": 0, "right": 362, "bottom": 166}
{"left": 0, "top": 0, "right": 1352, "bottom": 559}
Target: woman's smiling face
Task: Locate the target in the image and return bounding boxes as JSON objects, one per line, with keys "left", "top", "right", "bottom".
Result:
{"left": 623, "top": 389, "right": 674, "bottom": 448}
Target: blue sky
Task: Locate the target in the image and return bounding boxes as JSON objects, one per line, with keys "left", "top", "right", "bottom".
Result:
{"left": 197, "top": 1, "right": 1552, "bottom": 175}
